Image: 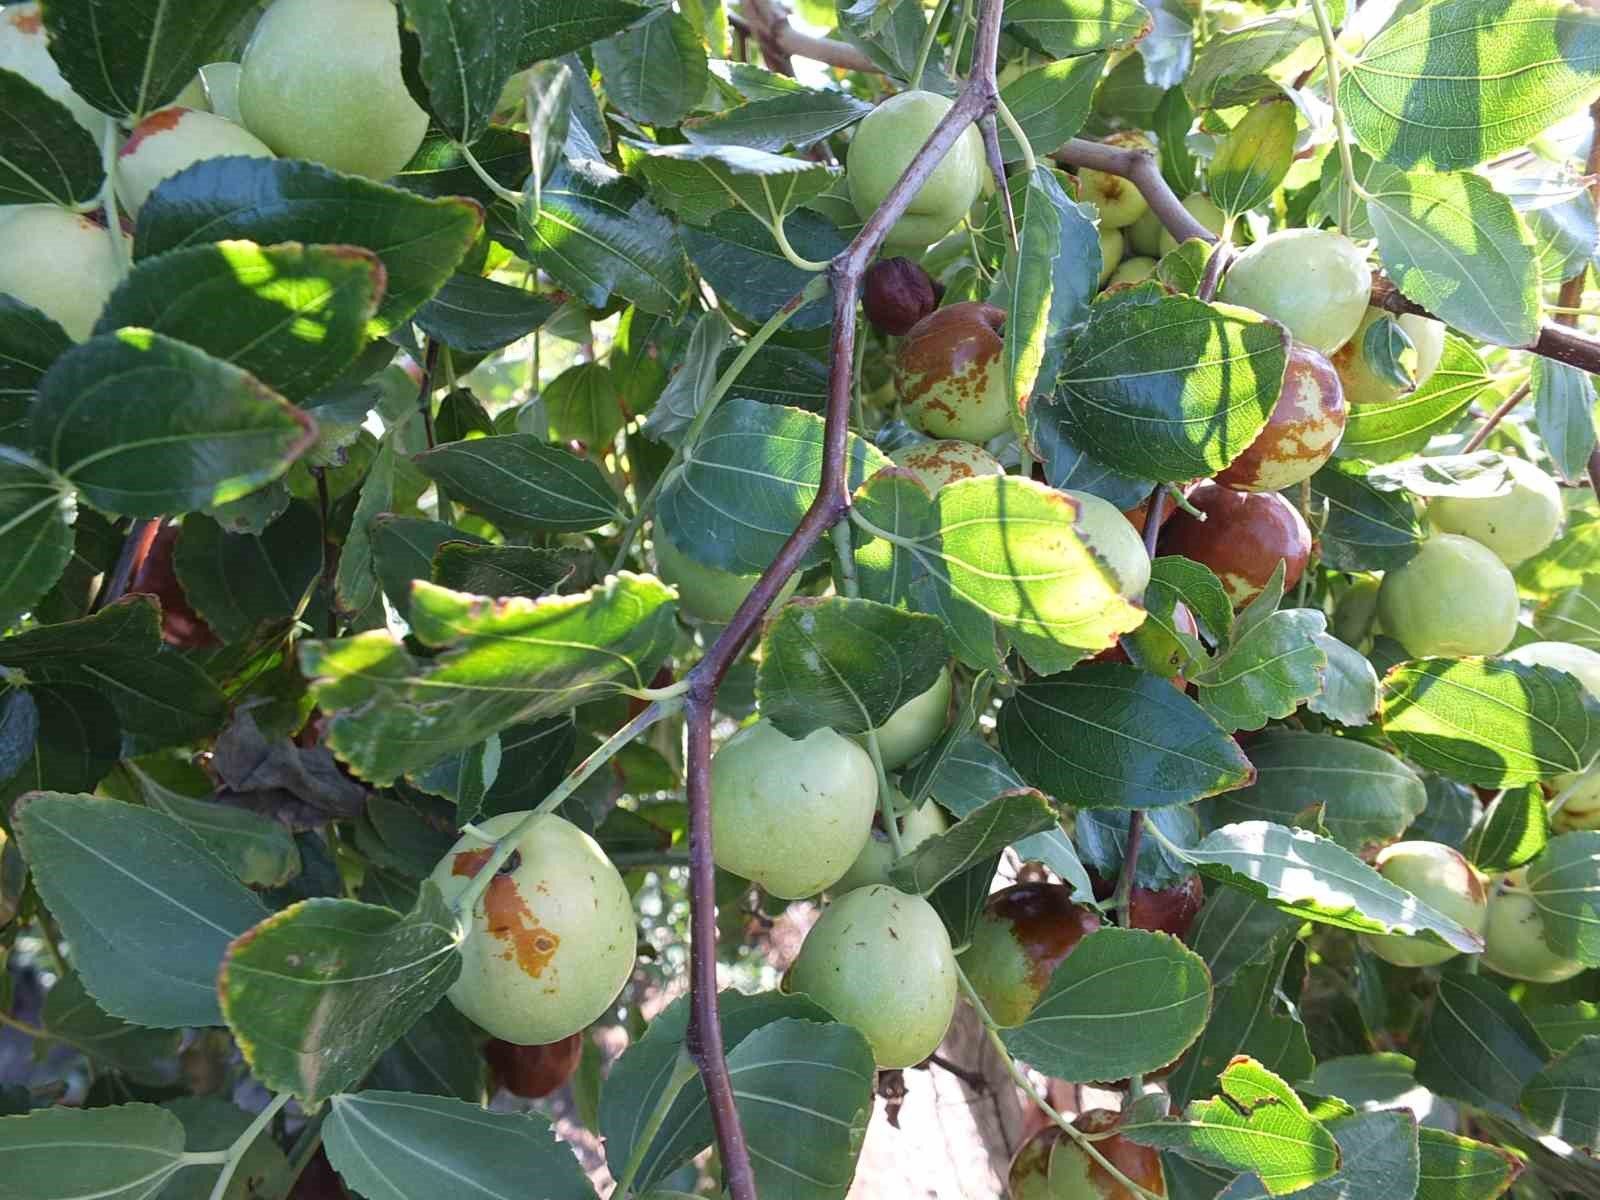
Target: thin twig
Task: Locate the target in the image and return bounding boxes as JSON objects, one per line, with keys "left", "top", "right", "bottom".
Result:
{"left": 677, "top": 6, "right": 1010, "bottom": 1195}
{"left": 737, "top": 0, "right": 874, "bottom": 73}
{"left": 1462, "top": 382, "right": 1532, "bottom": 453}
{"left": 1142, "top": 488, "right": 1167, "bottom": 559}
{"left": 1111, "top": 810, "right": 1146, "bottom": 926}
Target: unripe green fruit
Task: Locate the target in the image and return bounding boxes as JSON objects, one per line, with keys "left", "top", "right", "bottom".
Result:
{"left": 1065, "top": 489, "right": 1151, "bottom": 599}
{"left": 1221, "top": 229, "right": 1372, "bottom": 354}
{"left": 1107, "top": 256, "right": 1157, "bottom": 288}
{"left": 787, "top": 884, "right": 958, "bottom": 1067}
{"left": 429, "top": 812, "right": 635, "bottom": 1045}
{"left": 239, "top": 0, "right": 429, "bottom": 180}
{"left": 1507, "top": 642, "right": 1600, "bottom": 831}
{"left": 1158, "top": 193, "right": 1227, "bottom": 256}
{"left": 178, "top": 62, "right": 244, "bottom": 124}
{"left": 847, "top": 90, "right": 985, "bottom": 253}
{"left": 896, "top": 301, "right": 1012, "bottom": 443}
{"left": 1080, "top": 133, "right": 1153, "bottom": 229}
{"left": 710, "top": 720, "right": 877, "bottom": 899}
{"left": 832, "top": 799, "right": 949, "bottom": 893}
{"left": 1097, "top": 227, "right": 1124, "bottom": 287}
{"left": 890, "top": 439, "right": 1005, "bottom": 491}
{"left": 652, "top": 529, "right": 798, "bottom": 624}
{"left": 118, "top": 107, "right": 275, "bottom": 214}
{"left": 1331, "top": 308, "right": 1446, "bottom": 407}
{"left": 959, "top": 883, "right": 1100, "bottom": 1027}
{"left": 1376, "top": 535, "right": 1519, "bottom": 658}
{"left": 1429, "top": 457, "right": 1563, "bottom": 566}
{"left": 0, "top": 3, "right": 107, "bottom": 138}
{"left": 0, "top": 205, "right": 125, "bottom": 340}
{"left": 1358, "top": 841, "right": 1488, "bottom": 967}
{"left": 1482, "top": 883, "right": 1584, "bottom": 983}
{"left": 865, "top": 666, "right": 952, "bottom": 769}
{"left": 1126, "top": 208, "right": 1165, "bottom": 257}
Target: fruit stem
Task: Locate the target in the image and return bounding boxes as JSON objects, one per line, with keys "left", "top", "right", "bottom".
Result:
{"left": 996, "top": 98, "right": 1035, "bottom": 174}
{"left": 1112, "top": 810, "right": 1146, "bottom": 924}
{"left": 610, "top": 1049, "right": 699, "bottom": 1199}
{"left": 1309, "top": 0, "right": 1364, "bottom": 230}
{"left": 98, "top": 120, "right": 130, "bottom": 276}
{"left": 452, "top": 700, "right": 678, "bottom": 919}
{"left": 946, "top": 0, "right": 975, "bottom": 75}
{"left": 957, "top": 968, "right": 1167, "bottom": 1200}
{"left": 458, "top": 142, "right": 524, "bottom": 206}
{"left": 204, "top": 1092, "right": 291, "bottom": 1200}
{"left": 767, "top": 211, "right": 833, "bottom": 274}
{"left": 608, "top": 274, "right": 827, "bottom": 573}
{"left": 911, "top": 0, "right": 953, "bottom": 90}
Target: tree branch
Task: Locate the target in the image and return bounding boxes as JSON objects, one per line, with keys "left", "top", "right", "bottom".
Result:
{"left": 737, "top": 0, "right": 877, "bottom": 74}
{"left": 1053, "top": 140, "right": 1219, "bottom": 246}
{"left": 676, "top": 5, "right": 1008, "bottom": 1196}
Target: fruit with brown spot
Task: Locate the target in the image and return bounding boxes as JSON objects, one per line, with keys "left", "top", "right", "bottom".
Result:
{"left": 1157, "top": 484, "right": 1311, "bottom": 608}
{"left": 958, "top": 883, "right": 1101, "bottom": 1027}
{"left": 895, "top": 302, "right": 1013, "bottom": 443}
{"left": 890, "top": 439, "right": 1006, "bottom": 491}
{"left": 864, "top": 257, "right": 941, "bottom": 336}
{"left": 1009, "top": 1109, "right": 1167, "bottom": 1200}
{"left": 1215, "top": 343, "right": 1346, "bottom": 492}
{"left": 485, "top": 1032, "right": 583, "bottom": 1098}
{"left": 1358, "top": 841, "right": 1488, "bottom": 967}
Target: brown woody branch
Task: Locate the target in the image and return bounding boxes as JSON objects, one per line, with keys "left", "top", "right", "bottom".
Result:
{"left": 677, "top": 4, "right": 1008, "bottom": 1197}
{"left": 737, "top": 0, "right": 877, "bottom": 74}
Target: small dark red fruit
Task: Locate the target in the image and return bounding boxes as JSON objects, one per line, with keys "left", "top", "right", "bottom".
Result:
{"left": 864, "top": 256, "right": 940, "bottom": 336}
{"left": 1215, "top": 343, "right": 1346, "bottom": 493}
{"left": 128, "top": 523, "right": 217, "bottom": 649}
{"left": 957, "top": 883, "right": 1102, "bottom": 1027}
{"left": 484, "top": 1032, "right": 583, "bottom": 1099}
{"left": 1158, "top": 483, "right": 1311, "bottom": 608}
{"left": 1127, "top": 873, "right": 1205, "bottom": 939}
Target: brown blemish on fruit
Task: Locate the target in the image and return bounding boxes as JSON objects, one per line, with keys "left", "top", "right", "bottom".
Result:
{"left": 895, "top": 302, "right": 1006, "bottom": 421}
{"left": 1217, "top": 344, "right": 1346, "bottom": 493}
{"left": 451, "top": 847, "right": 494, "bottom": 877}
{"left": 120, "top": 107, "right": 189, "bottom": 156}
{"left": 1158, "top": 482, "right": 1311, "bottom": 607}
{"left": 7, "top": 7, "right": 42, "bottom": 33}
{"left": 987, "top": 882, "right": 1101, "bottom": 992}
{"left": 1076, "top": 1109, "right": 1167, "bottom": 1200}
{"left": 483, "top": 875, "right": 561, "bottom": 978}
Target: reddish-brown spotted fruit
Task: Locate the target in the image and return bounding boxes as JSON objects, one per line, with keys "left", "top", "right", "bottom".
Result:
{"left": 1009, "top": 1109, "right": 1167, "bottom": 1200}
{"left": 957, "top": 883, "right": 1101, "bottom": 1027}
{"left": 864, "top": 256, "right": 941, "bottom": 336}
{"left": 1215, "top": 343, "right": 1346, "bottom": 492}
{"left": 895, "top": 301, "right": 1013, "bottom": 443}
{"left": 1158, "top": 483, "right": 1311, "bottom": 607}
{"left": 1128, "top": 873, "right": 1205, "bottom": 938}
{"left": 485, "top": 1032, "right": 583, "bottom": 1099}
{"left": 129, "top": 524, "right": 218, "bottom": 649}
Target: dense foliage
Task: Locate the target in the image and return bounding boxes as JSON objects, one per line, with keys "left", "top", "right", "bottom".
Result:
{"left": 1, "top": 0, "right": 1599, "bottom": 1198}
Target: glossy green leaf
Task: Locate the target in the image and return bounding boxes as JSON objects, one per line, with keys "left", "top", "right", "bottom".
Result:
{"left": 1004, "top": 0, "right": 1154, "bottom": 56}
{"left": 1046, "top": 295, "right": 1287, "bottom": 482}
{"left": 681, "top": 210, "right": 841, "bottom": 329}
{"left": 158, "top": 1097, "right": 291, "bottom": 1200}
{"left": 517, "top": 0, "right": 648, "bottom": 63}
{"left": 998, "top": 665, "right": 1254, "bottom": 809}
{"left": 996, "top": 55, "right": 1105, "bottom": 161}
{"left": 0, "top": 69, "right": 102, "bottom": 205}
{"left": 660, "top": 398, "right": 885, "bottom": 574}
{"left": 1414, "top": 1128, "right": 1522, "bottom": 1200}
{"left": 0, "top": 1103, "right": 187, "bottom": 1200}
{"left": 135, "top": 158, "right": 483, "bottom": 333}
{"left": 1209, "top": 100, "right": 1296, "bottom": 219}
{"left": 1366, "top": 166, "right": 1541, "bottom": 348}
{"left": 854, "top": 473, "right": 1147, "bottom": 675}
{"left": 520, "top": 159, "right": 690, "bottom": 315}
{"left": 220, "top": 888, "right": 460, "bottom": 1106}
{"left": 594, "top": 9, "right": 707, "bottom": 127}
{"left": 1520, "top": 1037, "right": 1600, "bottom": 1151}
{"left": 1185, "top": 886, "right": 1301, "bottom": 990}
{"left": 1128, "top": 1058, "right": 1339, "bottom": 1195}
{"left": 1337, "top": 334, "right": 1493, "bottom": 462}
{"left": 890, "top": 790, "right": 1058, "bottom": 895}
{"left": 32, "top": 330, "right": 314, "bottom": 516}
{"left": 1311, "top": 463, "right": 1425, "bottom": 571}
{"left": 1208, "top": 731, "right": 1426, "bottom": 854}
{"left": 302, "top": 574, "right": 676, "bottom": 783}
{"left": 43, "top": 968, "right": 181, "bottom": 1083}
{"left": 413, "top": 273, "right": 556, "bottom": 354}
{"left": 42, "top": 0, "right": 257, "bottom": 117}
{"left": 371, "top": 516, "right": 487, "bottom": 617}
{"left": 1415, "top": 970, "right": 1548, "bottom": 1119}
{"left": 402, "top": 0, "right": 521, "bottom": 145}
{"left": 1340, "top": 0, "right": 1600, "bottom": 171}
{"left": 642, "top": 139, "right": 842, "bottom": 227}
{"left": 1518, "top": 514, "right": 1600, "bottom": 597}
{"left": 431, "top": 543, "right": 574, "bottom": 600}
{"left": 333, "top": 435, "right": 397, "bottom": 616}
{"left": 366, "top": 998, "right": 485, "bottom": 1101}
{"left": 1524, "top": 831, "right": 1600, "bottom": 965}
{"left": 1535, "top": 574, "right": 1600, "bottom": 650}
{"left": 1532, "top": 357, "right": 1598, "bottom": 482}
{"left": 683, "top": 89, "right": 872, "bottom": 152}
{"left": 414, "top": 434, "right": 623, "bottom": 534}
{"left": 545, "top": 362, "right": 625, "bottom": 449}
{"left": 0, "top": 446, "right": 74, "bottom": 629}
{"left": 324, "top": 1092, "right": 595, "bottom": 1200}
{"left": 1184, "top": 821, "right": 1485, "bottom": 952}
{"left": 1465, "top": 784, "right": 1550, "bottom": 873}
{"left": 97, "top": 241, "right": 386, "bottom": 402}
{"left": 1381, "top": 657, "right": 1596, "bottom": 786}
{"left": 1191, "top": 605, "right": 1328, "bottom": 734}
{"left": 16, "top": 791, "right": 269, "bottom": 1027}
{"left": 1185, "top": 15, "right": 1316, "bottom": 107}
{"left": 1001, "top": 927, "right": 1212, "bottom": 1081}
{"left": 1528, "top": 1001, "right": 1600, "bottom": 1053}
{"left": 174, "top": 503, "right": 322, "bottom": 642}
{"left": 756, "top": 596, "right": 947, "bottom": 739}
{"left": 1209, "top": 1108, "right": 1415, "bottom": 1200}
